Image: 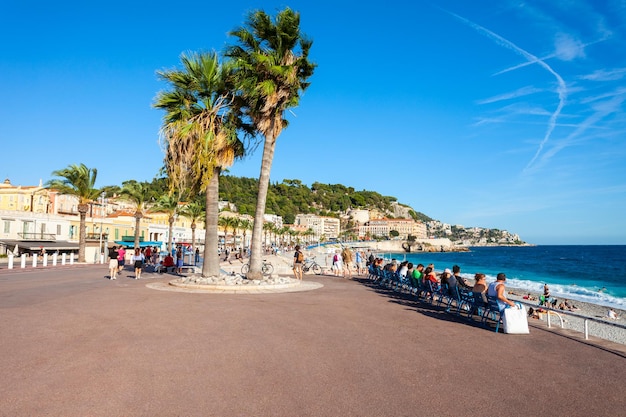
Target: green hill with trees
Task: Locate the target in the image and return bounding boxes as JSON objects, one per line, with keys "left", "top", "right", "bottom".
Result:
{"left": 218, "top": 176, "right": 433, "bottom": 225}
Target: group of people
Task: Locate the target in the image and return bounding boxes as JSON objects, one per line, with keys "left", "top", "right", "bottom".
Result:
{"left": 107, "top": 245, "right": 193, "bottom": 279}
{"left": 329, "top": 247, "right": 368, "bottom": 278}
{"left": 370, "top": 259, "right": 519, "bottom": 312}
{"left": 107, "top": 245, "right": 147, "bottom": 280}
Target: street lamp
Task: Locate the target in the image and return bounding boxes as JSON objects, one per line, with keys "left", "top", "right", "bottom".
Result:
{"left": 98, "top": 192, "right": 106, "bottom": 263}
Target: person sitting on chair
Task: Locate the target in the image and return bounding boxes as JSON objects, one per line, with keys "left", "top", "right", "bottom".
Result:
{"left": 487, "top": 273, "right": 517, "bottom": 311}
{"left": 158, "top": 253, "right": 175, "bottom": 273}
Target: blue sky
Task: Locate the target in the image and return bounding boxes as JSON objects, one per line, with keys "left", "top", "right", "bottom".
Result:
{"left": 1, "top": 1, "right": 625, "bottom": 245}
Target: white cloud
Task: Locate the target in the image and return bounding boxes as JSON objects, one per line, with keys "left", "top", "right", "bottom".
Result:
{"left": 476, "top": 86, "right": 543, "bottom": 105}
{"left": 579, "top": 68, "right": 626, "bottom": 81}
{"left": 554, "top": 33, "right": 586, "bottom": 61}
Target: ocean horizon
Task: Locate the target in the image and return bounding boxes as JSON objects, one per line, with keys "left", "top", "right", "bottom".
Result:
{"left": 375, "top": 245, "right": 626, "bottom": 310}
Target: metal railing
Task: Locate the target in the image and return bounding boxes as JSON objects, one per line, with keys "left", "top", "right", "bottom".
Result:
{"left": 517, "top": 299, "right": 626, "bottom": 342}
{"left": 17, "top": 232, "right": 56, "bottom": 241}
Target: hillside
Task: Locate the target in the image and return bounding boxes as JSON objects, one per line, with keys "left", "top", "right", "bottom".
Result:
{"left": 218, "top": 175, "right": 526, "bottom": 245}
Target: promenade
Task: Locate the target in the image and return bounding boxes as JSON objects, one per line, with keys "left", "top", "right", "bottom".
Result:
{"left": 1, "top": 264, "right": 625, "bottom": 416}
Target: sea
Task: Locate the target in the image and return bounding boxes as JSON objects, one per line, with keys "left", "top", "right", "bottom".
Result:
{"left": 377, "top": 245, "right": 626, "bottom": 310}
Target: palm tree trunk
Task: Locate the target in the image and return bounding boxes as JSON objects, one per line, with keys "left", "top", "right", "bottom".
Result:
{"left": 78, "top": 205, "right": 88, "bottom": 263}
{"left": 202, "top": 167, "right": 221, "bottom": 277}
{"left": 248, "top": 135, "right": 277, "bottom": 280}
{"left": 168, "top": 217, "right": 174, "bottom": 255}
{"left": 134, "top": 212, "right": 142, "bottom": 249}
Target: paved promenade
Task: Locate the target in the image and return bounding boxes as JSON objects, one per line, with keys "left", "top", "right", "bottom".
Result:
{"left": 1, "top": 264, "right": 625, "bottom": 416}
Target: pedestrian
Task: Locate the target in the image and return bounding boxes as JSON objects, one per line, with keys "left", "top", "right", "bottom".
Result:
{"left": 131, "top": 247, "right": 145, "bottom": 279}
{"left": 117, "top": 246, "right": 126, "bottom": 273}
{"left": 144, "top": 246, "right": 152, "bottom": 266}
{"left": 293, "top": 245, "right": 304, "bottom": 280}
{"left": 108, "top": 246, "right": 119, "bottom": 280}
{"left": 195, "top": 247, "right": 200, "bottom": 265}
{"left": 176, "top": 251, "right": 184, "bottom": 274}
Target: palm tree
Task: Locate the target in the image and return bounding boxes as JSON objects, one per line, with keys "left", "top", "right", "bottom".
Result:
{"left": 151, "top": 194, "right": 180, "bottom": 254}
{"left": 154, "top": 51, "right": 244, "bottom": 277}
{"left": 179, "top": 201, "right": 205, "bottom": 255}
{"left": 226, "top": 7, "right": 316, "bottom": 279}
{"left": 238, "top": 218, "right": 253, "bottom": 251}
{"left": 46, "top": 163, "right": 100, "bottom": 263}
{"left": 118, "top": 180, "right": 155, "bottom": 249}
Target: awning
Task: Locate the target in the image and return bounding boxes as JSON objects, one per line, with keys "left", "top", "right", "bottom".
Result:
{"left": 114, "top": 241, "right": 163, "bottom": 248}
{"left": 0, "top": 239, "right": 78, "bottom": 251}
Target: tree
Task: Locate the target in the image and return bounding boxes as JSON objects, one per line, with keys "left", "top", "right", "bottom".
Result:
{"left": 179, "top": 201, "right": 205, "bottom": 254}
{"left": 154, "top": 51, "right": 244, "bottom": 277}
{"left": 118, "top": 181, "right": 155, "bottom": 249}
{"left": 227, "top": 7, "right": 316, "bottom": 279}
{"left": 238, "top": 218, "right": 253, "bottom": 250}
{"left": 46, "top": 163, "right": 100, "bottom": 263}
{"left": 151, "top": 194, "right": 180, "bottom": 254}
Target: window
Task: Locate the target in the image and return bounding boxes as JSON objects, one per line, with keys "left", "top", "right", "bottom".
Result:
{"left": 57, "top": 225, "right": 61, "bottom": 235}
{"left": 3, "top": 220, "right": 10, "bottom": 234}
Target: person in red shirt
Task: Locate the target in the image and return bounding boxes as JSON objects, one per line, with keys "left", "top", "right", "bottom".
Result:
{"left": 144, "top": 247, "right": 152, "bottom": 265}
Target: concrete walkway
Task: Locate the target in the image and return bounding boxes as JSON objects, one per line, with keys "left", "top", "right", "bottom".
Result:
{"left": 1, "top": 265, "right": 625, "bottom": 416}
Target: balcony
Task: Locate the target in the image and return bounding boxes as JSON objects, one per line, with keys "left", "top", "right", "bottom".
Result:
{"left": 85, "top": 233, "right": 109, "bottom": 241}
{"left": 17, "top": 232, "right": 56, "bottom": 241}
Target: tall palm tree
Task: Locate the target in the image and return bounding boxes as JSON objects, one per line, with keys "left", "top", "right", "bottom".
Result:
{"left": 46, "top": 163, "right": 100, "bottom": 263}
{"left": 154, "top": 51, "right": 244, "bottom": 277}
{"left": 179, "top": 201, "right": 205, "bottom": 255}
{"left": 151, "top": 194, "right": 180, "bottom": 254}
{"left": 118, "top": 180, "right": 155, "bottom": 249}
{"left": 226, "top": 7, "right": 315, "bottom": 279}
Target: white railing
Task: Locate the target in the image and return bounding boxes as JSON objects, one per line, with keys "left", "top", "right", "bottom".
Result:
{"left": 5, "top": 253, "right": 76, "bottom": 269}
{"left": 517, "top": 300, "right": 626, "bottom": 342}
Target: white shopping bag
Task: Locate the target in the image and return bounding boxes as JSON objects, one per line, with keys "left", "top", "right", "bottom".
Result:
{"left": 503, "top": 304, "right": 530, "bottom": 334}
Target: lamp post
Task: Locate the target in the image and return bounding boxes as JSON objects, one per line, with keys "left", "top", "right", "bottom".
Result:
{"left": 98, "top": 192, "right": 106, "bottom": 264}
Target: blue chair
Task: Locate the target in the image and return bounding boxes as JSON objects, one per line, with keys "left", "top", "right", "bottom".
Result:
{"left": 484, "top": 296, "right": 504, "bottom": 333}
{"left": 470, "top": 291, "right": 488, "bottom": 321}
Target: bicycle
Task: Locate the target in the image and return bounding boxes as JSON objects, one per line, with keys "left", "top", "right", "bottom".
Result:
{"left": 302, "top": 258, "right": 322, "bottom": 275}
{"left": 241, "top": 260, "right": 274, "bottom": 276}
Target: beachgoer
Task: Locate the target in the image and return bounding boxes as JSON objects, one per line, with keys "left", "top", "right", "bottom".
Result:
{"left": 332, "top": 250, "right": 343, "bottom": 277}
{"left": 117, "top": 246, "right": 126, "bottom": 273}
{"left": 342, "top": 247, "right": 353, "bottom": 278}
{"left": 176, "top": 251, "right": 184, "bottom": 274}
{"left": 131, "top": 247, "right": 145, "bottom": 279}
{"left": 293, "top": 245, "right": 304, "bottom": 280}
{"left": 108, "top": 246, "right": 119, "bottom": 280}
{"left": 487, "top": 273, "right": 517, "bottom": 311}
{"left": 424, "top": 266, "right": 439, "bottom": 285}
{"left": 440, "top": 268, "right": 452, "bottom": 290}
{"left": 451, "top": 265, "right": 470, "bottom": 290}
{"left": 355, "top": 250, "right": 364, "bottom": 275}
{"left": 144, "top": 246, "right": 152, "bottom": 266}
{"left": 397, "top": 261, "right": 409, "bottom": 278}
{"left": 472, "top": 273, "right": 488, "bottom": 304}
{"left": 406, "top": 263, "right": 414, "bottom": 281}
{"left": 411, "top": 264, "right": 424, "bottom": 288}
{"left": 160, "top": 253, "right": 175, "bottom": 273}
{"left": 542, "top": 284, "right": 551, "bottom": 306}
{"left": 446, "top": 268, "right": 458, "bottom": 295}
{"left": 607, "top": 309, "right": 618, "bottom": 320}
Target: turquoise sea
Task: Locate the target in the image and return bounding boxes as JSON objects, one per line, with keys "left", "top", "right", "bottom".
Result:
{"left": 377, "top": 245, "right": 626, "bottom": 310}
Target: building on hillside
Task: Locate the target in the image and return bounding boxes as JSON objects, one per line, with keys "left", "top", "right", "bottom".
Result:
{"left": 358, "top": 218, "right": 426, "bottom": 240}
{"left": 294, "top": 214, "right": 340, "bottom": 241}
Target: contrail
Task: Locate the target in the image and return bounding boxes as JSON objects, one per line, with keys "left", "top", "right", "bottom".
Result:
{"left": 446, "top": 11, "right": 567, "bottom": 171}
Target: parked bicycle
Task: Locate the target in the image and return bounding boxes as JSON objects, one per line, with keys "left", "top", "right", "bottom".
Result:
{"left": 241, "top": 260, "right": 274, "bottom": 276}
{"left": 302, "top": 258, "right": 322, "bottom": 275}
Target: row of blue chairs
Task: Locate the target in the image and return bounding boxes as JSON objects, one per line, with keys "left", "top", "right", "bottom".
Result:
{"left": 367, "top": 265, "right": 505, "bottom": 332}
